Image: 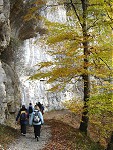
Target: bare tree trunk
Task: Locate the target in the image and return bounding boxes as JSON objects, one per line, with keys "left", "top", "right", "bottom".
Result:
{"left": 106, "top": 132, "right": 113, "bottom": 150}
{"left": 79, "top": 0, "right": 90, "bottom": 134}
{"left": 79, "top": 74, "right": 90, "bottom": 133}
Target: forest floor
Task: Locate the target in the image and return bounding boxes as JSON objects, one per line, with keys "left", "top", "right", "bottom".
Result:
{"left": 0, "top": 109, "right": 105, "bottom": 150}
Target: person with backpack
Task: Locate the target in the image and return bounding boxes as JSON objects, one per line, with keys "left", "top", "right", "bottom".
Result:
{"left": 28, "top": 102, "right": 34, "bottom": 125}
{"left": 30, "top": 104, "right": 44, "bottom": 141}
{"left": 16, "top": 105, "right": 28, "bottom": 136}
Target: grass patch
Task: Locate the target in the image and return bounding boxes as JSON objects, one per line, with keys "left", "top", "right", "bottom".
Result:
{"left": 0, "top": 124, "right": 20, "bottom": 150}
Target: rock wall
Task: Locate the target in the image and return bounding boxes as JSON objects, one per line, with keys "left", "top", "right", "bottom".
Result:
{"left": 0, "top": 0, "right": 25, "bottom": 124}
{"left": 0, "top": 61, "right": 7, "bottom": 124}
{"left": 13, "top": 0, "right": 83, "bottom": 111}
{"left": 0, "top": 0, "right": 44, "bottom": 124}
{"left": 0, "top": 0, "right": 83, "bottom": 124}
{"left": 0, "top": 0, "right": 12, "bottom": 124}
{"left": 0, "top": 0, "right": 10, "bottom": 52}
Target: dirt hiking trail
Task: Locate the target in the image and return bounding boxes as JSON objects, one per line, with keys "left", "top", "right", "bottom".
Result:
{"left": 7, "top": 110, "right": 79, "bottom": 150}
{"left": 7, "top": 124, "right": 51, "bottom": 150}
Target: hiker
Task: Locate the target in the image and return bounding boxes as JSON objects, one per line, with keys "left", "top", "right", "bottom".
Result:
{"left": 41, "top": 104, "right": 44, "bottom": 115}
{"left": 36, "top": 102, "right": 44, "bottom": 115}
{"left": 30, "top": 105, "right": 44, "bottom": 141}
{"left": 16, "top": 105, "right": 28, "bottom": 136}
{"left": 28, "top": 102, "right": 34, "bottom": 125}
{"left": 36, "top": 102, "right": 41, "bottom": 109}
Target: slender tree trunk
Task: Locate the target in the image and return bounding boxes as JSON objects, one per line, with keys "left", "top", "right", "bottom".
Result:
{"left": 106, "top": 132, "right": 113, "bottom": 150}
{"left": 79, "top": 74, "right": 90, "bottom": 133}
{"left": 79, "top": 0, "right": 90, "bottom": 134}
{"left": 79, "top": 36, "right": 90, "bottom": 133}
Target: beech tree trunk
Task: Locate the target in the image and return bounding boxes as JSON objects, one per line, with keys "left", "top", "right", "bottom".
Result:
{"left": 106, "top": 132, "right": 113, "bottom": 150}
{"left": 79, "top": 0, "right": 90, "bottom": 134}
{"left": 79, "top": 74, "right": 90, "bottom": 133}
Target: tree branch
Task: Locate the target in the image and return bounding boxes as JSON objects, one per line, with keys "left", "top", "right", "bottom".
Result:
{"left": 90, "top": 50, "right": 111, "bottom": 70}
{"left": 70, "top": 0, "right": 83, "bottom": 28}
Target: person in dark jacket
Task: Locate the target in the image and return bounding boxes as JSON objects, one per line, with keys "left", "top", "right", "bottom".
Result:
{"left": 30, "top": 105, "right": 44, "bottom": 141}
{"left": 36, "top": 102, "right": 44, "bottom": 115}
{"left": 27, "top": 102, "right": 34, "bottom": 125}
{"left": 16, "top": 105, "right": 28, "bottom": 136}
{"left": 41, "top": 104, "right": 44, "bottom": 115}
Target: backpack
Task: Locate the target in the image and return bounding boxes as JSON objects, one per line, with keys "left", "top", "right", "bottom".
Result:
{"left": 29, "top": 106, "right": 33, "bottom": 114}
{"left": 33, "top": 111, "right": 40, "bottom": 123}
{"left": 20, "top": 110, "right": 28, "bottom": 121}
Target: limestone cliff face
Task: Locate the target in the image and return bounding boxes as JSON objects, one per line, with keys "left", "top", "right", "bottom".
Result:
{"left": 0, "top": 0, "right": 10, "bottom": 52}
{"left": 0, "top": 0, "right": 83, "bottom": 124}
{"left": 0, "top": 0, "right": 19, "bottom": 124}
{"left": 11, "top": 1, "right": 83, "bottom": 111}
{"left": 0, "top": 0, "right": 12, "bottom": 124}
{"left": 0, "top": 0, "right": 48, "bottom": 124}
{"left": 0, "top": 0, "right": 27, "bottom": 124}
{"left": 0, "top": 0, "right": 41, "bottom": 124}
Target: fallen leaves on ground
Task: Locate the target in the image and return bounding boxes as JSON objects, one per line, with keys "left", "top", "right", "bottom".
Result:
{"left": 0, "top": 110, "right": 105, "bottom": 150}
{"left": 42, "top": 119, "right": 104, "bottom": 150}
{"left": 0, "top": 124, "right": 20, "bottom": 150}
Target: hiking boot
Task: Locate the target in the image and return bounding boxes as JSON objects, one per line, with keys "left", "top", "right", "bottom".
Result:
{"left": 23, "top": 134, "right": 26, "bottom": 136}
{"left": 21, "top": 133, "right": 26, "bottom": 136}
{"left": 37, "top": 136, "right": 39, "bottom": 141}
